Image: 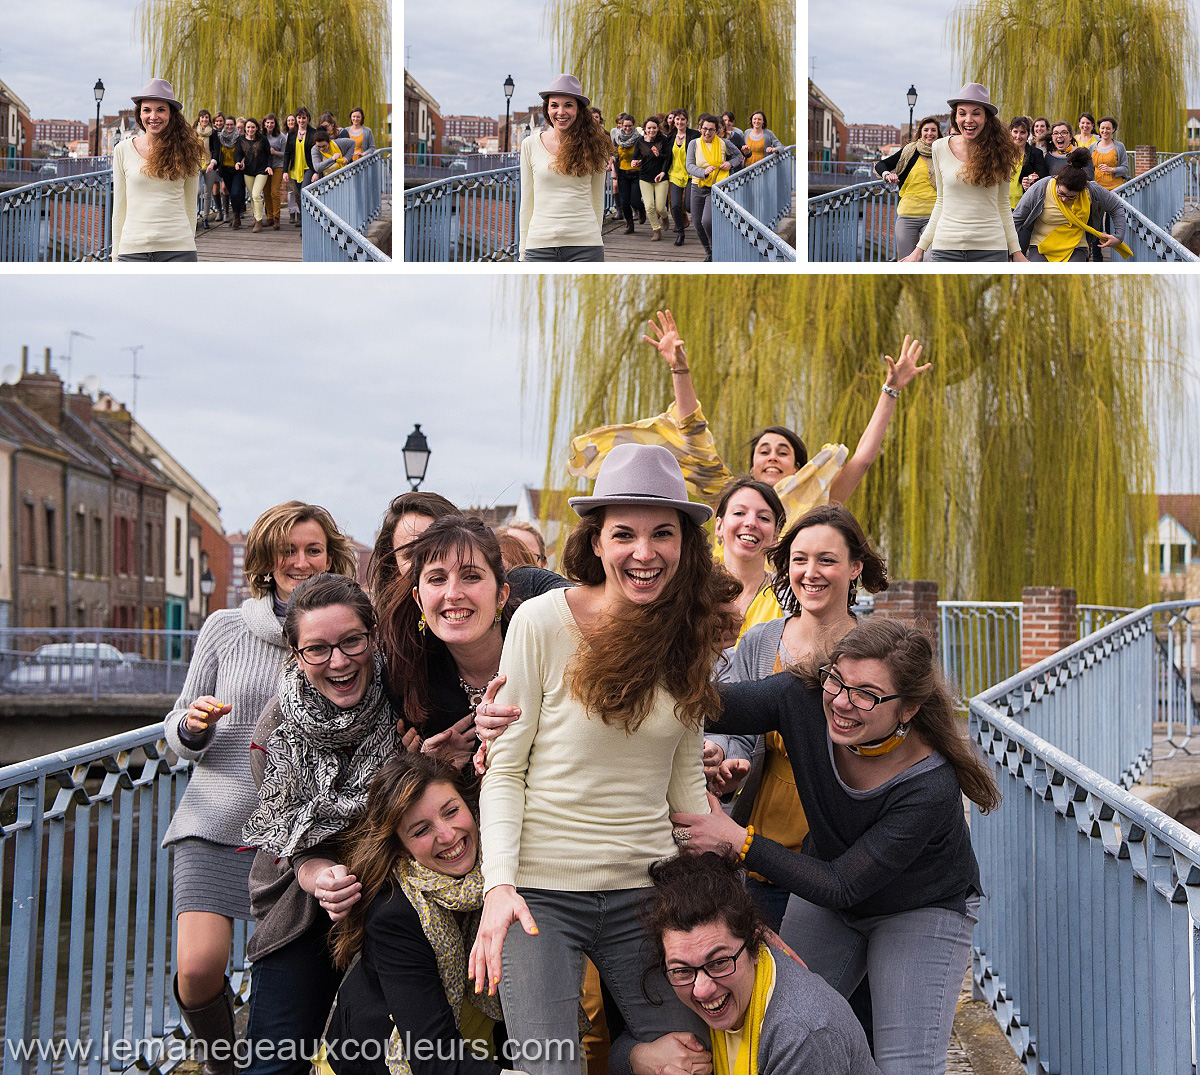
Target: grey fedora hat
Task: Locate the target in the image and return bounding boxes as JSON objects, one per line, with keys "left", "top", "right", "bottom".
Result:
{"left": 131, "top": 78, "right": 183, "bottom": 111}
{"left": 946, "top": 82, "right": 997, "bottom": 117}
{"left": 539, "top": 74, "right": 590, "bottom": 108}
{"left": 568, "top": 443, "right": 713, "bottom": 524}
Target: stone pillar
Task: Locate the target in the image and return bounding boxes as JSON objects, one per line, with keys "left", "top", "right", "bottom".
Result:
{"left": 1020, "top": 586, "right": 1077, "bottom": 668}
{"left": 872, "top": 580, "right": 939, "bottom": 655}
{"left": 1134, "top": 145, "right": 1157, "bottom": 176}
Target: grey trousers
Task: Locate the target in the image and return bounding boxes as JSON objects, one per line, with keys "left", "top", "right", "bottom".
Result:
{"left": 500, "top": 887, "right": 705, "bottom": 1075}
{"left": 927, "top": 248, "right": 1009, "bottom": 262}
{"left": 894, "top": 215, "right": 929, "bottom": 260}
{"left": 781, "top": 894, "right": 980, "bottom": 1075}
{"left": 117, "top": 250, "right": 199, "bottom": 262}
{"left": 522, "top": 245, "right": 605, "bottom": 262}
{"left": 691, "top": 185, "right": 713, "bottom": 253}
{"left": 1027, "top": 246, "right": 1088, "bottom": 262}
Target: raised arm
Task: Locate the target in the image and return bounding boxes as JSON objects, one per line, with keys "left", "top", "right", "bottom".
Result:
{"left": 643, "top": 309, "right": 699, "bottom": 416}
{"left": 827, "top": 335, "right": 930, "bottom": 504}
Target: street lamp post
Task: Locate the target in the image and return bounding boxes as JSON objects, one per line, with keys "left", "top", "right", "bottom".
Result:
{"left": 199, "top": 568, "right": 215, "bottom": 619}
{"left": 403, "top": 424, "right": 431, "bottom": 490}
{"left": 503, "top": 75, "right": 515, "bottom": 153}
{"left": 906, "top": 84, "right": 918, "bottom": 142}
{"left": 93, "top": 79, "right": 105, "bottom": 157}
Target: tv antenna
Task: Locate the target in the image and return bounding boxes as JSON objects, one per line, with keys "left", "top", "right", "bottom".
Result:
{"left": 64, "top": 330, "right": 94, "bottom": 387}
{"left": 121, "top": 344, "right": 144, "bottom": 416}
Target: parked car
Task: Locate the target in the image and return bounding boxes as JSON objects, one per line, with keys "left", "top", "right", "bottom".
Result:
{"left": 447, "top": 158, "right": 468, "bottom": 173}
{"left": 3, "top": 642, "right": 138, "bottom": 693}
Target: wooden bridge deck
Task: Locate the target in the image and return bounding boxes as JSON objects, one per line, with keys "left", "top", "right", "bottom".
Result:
{"left": 195, "top": 215, "right": 303, "bottom": 263}
{"left": 599, "top": 212, "right": 709, "bottom": 263}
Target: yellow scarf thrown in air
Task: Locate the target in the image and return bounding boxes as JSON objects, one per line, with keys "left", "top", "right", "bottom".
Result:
{"left": 1040, "top": 181, "right": 1133, "bottom": 261}
{"left": 711, "top": 946, "right": 774, "bottom": 1075}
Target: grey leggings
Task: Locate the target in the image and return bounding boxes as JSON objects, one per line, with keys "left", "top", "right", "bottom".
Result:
{"left": 691, "top": 184, "right": 713, "bottom": 253}
{"left": 894, "top": 215, "right": 929, "bottom": 260}
{"left": 781, "top": 894, "right": 980, "bottom": 1075}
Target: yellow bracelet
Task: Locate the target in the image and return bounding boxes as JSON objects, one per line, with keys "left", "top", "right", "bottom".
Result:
{"left": 739, "top": 826, "right": 755, "bottom": 860}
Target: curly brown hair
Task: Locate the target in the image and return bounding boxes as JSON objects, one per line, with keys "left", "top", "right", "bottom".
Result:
{"left": 768, "top": 504, "right": 888, "bottom": 614}
{"left": 138, "top": 101, "right": 205, "bottom": 181}
{"left": 948, "top": 105, "right": 1020, "bottom": 188}
{"left": 330, "top": 753, "right": 478, "bottom": 969}
{"left": 798, "top": 619, "right": 1001, "bottom": 812}
{"left": 549, "top": 102, "right": 613, "bottom": 178}
{"left": 560, "top": 509, "right": 736, "bottom": 733}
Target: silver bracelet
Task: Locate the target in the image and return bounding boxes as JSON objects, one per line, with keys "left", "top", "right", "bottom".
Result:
{"left": 881, "top": 383, "right": 901, "bottom": 399}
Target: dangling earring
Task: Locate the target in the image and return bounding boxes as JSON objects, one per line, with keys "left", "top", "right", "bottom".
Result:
{"left": 494, "top": 606, "right": 503, "bottom": 625}
{"left": 848, "top": 576, "right": 859, "bottom": 611}
{"left": 417, "top": 613, "right": 427, "bottom": 634}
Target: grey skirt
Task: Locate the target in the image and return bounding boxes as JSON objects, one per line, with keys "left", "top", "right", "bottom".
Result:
{"left": 172, "top": 836, "right": 254, "bottom": 920}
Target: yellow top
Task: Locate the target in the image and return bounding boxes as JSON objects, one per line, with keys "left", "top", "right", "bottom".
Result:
{"left": 697, "top": 136, "right": 725, "bottom": 188}
{"left": 898, "top": 158, "right": 937, "bottom": 217}
{"left": 669, "top": 141, "right": 690, "bottom": 187}
{"left": 617, "top": 143, "right": 637, "bottom": 172}
{"left": 1009, "top": 165, "right": 1026, "bottom": 209}
{"left": 568, "top": 403, "right": 847, "bottom": 531}
{"left": 740, "top": 586, "right": 783, "bottom": 640}
{"left": 1091, "top": 145, "right": 1121, "bottom": 190}
{"left": 744, "top": 131, "right": 766, "bottom": 166}
{"left": 289, "top": 132, "right": 309, "bottom": 182}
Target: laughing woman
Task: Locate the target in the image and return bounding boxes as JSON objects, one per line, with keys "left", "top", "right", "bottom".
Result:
{"left": 518, "top": 75, "right": 612, "bottom": 262}
{"left": 112, "top": 78, "right": 204, "bottom": 261}
{"left": 875, "top": 116, "right": 941, "bottom": 259}
{"left": 235, "top": 118, "right": 273, "bottom": 234}
{"left": 900, "top": 83, "right": 1025, "bottom": 263}
{"left": 469, "top": 443, "right": 735, "bottom": 1075}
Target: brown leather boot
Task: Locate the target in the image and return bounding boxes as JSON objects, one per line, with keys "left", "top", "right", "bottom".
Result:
{"left": 252, "top": 220, "right": 262, "bottom": 233}
{"left": 650, "top": 230, "right": 661, "bottom": 241}
{"left": 231, "top": 214, "right": 241, "bottom": 230}
{"left": 174, "top": 976, "right": 236, "bottom": 1075}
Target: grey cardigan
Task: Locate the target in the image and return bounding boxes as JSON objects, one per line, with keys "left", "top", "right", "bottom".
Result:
{"left": 1013, "top": 176, "right": 1127, "bottom": 253}
{"left": 754, "top": 949, "right": 881, "bottom": 1073}
{"left": 162, "top": 596, "right": 289, "bottom": 848}
{"left": 708, "top": 617, "right": 787, "bottom": 825}
{"left": 685, "top": 136, "right": 745, "bottom": 181}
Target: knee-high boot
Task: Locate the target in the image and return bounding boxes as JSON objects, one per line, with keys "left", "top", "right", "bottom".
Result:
{"left": 174, "top": 975, "right": 236, "bottom": 1075}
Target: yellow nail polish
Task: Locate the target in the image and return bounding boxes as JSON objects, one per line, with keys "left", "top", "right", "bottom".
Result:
{"left": 531, "top": 927, "right": 539, "bottom": 935}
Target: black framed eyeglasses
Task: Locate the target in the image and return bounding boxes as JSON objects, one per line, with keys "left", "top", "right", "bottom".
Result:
{"left": 819, "top": 667, "right": 902, "bottom": 712}
{"left": 295, "top": 632, "right": 371, "bottom": 666}
{"left": 664, "top": 941, "right": 748, "bottom": 987}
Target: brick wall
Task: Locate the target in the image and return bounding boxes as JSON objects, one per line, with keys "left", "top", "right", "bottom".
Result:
{"left": 1020, "top": 586, "right": 1077, "bottom": 668}
{"left": 871, "top": 580, "right": 939, "bottom": 654}
{"left": 1134, "top": 145, "right": 1157, "bottom": 176}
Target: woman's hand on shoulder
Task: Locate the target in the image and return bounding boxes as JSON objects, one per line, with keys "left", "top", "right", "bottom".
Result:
{"left": 473, "top": 674, "right": 521, "bottom": 775}
{"left": 702, "top": 739, "right": 749, "bottom": 796}
{"left": 468, "top": 885, "right": 538, "bottom": 997}
{"left": 670, "top": 792, "right": 748, "bottom": 855}
{"left": 629, "top": 1033, "right": 712, "bottom": 1075}
{"left": 884, "top": 334, "right": 931, "bottom": 391}
{"left": 183, "top": 695, "right": 231, "bottom": 734}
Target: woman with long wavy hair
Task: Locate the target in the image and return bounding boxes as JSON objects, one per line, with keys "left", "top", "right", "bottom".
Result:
{"left": 518, "top": 74, "right": 613, "bottom": 262}
{"left": 673, "top": 618, "right": 999, "bottom": 1075}
{"left": 235, "top": 117, "right": 274, "bottom": 234}
{"left": 112, "top": 78, "right": 205, "bottom": 261}
{"left": 468, "top": 443, "right": 737, "bottom": 1075}
{"left": 900, "top": 83, "right": 1026, "bottom": 262}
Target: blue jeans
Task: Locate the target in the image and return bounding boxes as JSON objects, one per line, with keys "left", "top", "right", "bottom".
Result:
{"left": 242, "top": 920, "right": 341, "bottom": 1075}
{"left": 780, "top": 895, "right": 980, "bottom": 1075}
{"left": 501, "top": 888, "right": 705, "bottom": 1075}
{"left": 745, "top": 879, "right": 790, "bottom": 932}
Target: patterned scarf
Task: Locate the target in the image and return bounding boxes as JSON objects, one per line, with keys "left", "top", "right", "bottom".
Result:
{"left": 242, "top": 651, "right": 401, "bottom": 857}
{"left": 385, "top": 859, "right": 502, "bottom": 1075}
{"left": 613, "top": 128, "right": 640, "bottom": 149}
{"left": 218, "top": 128, "right": 239, "bottom": 149}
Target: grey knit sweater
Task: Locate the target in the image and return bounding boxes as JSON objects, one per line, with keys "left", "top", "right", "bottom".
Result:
{"left": 162, "top": 595, "right": 289, "bottom": 848}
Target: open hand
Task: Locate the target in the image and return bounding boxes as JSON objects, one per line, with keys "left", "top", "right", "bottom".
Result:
{"left": 884, "top": 334, "right": 931, "bottom": 390}
{"left": 643, "top": 310, "right": 687, "bottom": 372}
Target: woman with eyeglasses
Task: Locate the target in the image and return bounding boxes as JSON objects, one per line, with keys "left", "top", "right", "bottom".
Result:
{"left": 163, "top": 504, "right": 357, "bottom": 1075}
{"left": 1013, "top": 147, "right": 1128, "bottom": 262}
{"left": 672, "top": 617, "right": 999, "bottom": 1075}
{"left": 241, "top": 574, "right": 405, "bottom": 1075}
{"left": 642, "top": 851, "right": 879, "bottom": 1074}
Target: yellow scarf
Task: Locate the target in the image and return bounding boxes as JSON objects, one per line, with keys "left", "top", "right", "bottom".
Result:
{"left": 698, "top": 136, "right": 724, "bottom": 187}
{"left": 711, "top": 946, "right": 774, "bottom": 1075}
{"left": 1042, "top": 181, "right": 1133, "bottom": 261}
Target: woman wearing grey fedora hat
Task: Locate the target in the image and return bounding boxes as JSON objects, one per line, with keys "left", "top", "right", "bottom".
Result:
{"left": 112, "top": 78, "right": 205, "bottom": 261}
{"left": 900, "top": 83, "right": 1026, "bottom": 263}
{"left": 468, "top": 443, "right": 738, "bottom": 1074}
{"left": 519, "top": 74, "right": 613, "bottom": 262}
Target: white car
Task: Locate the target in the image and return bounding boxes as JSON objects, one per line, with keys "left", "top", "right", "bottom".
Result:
{"left": 3, "top": 642, "right": 138, "bottom": 692}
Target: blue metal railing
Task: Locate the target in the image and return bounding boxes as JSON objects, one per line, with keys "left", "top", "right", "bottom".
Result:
{"left": 969, "top": 600, "right": 1200, "bottom": 1074}
{"left": 711, "top": 146, "right": 796, "bottom": 262}
{"left": 0, "top": 159, "right": 111, "bottom": 185}
{"left": 301, "top": 148, "right": 392, "bottom": 262}
{"left": 0, "top": 727, "right": 251, "bottom": 1075}
{"left": 404, "top": 164, "right": 520, "bottom": 262}
{"left": 403, "top": 153, "right": 518, "bottom": 183}
{"left": 0, "top": 170, "right": 113, "bottom": 262}
{"left": 810, "top": 150, "right": 1200, "bottom": 263}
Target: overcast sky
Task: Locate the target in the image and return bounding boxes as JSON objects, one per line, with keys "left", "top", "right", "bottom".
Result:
{"left": 810, "top": 0, "right": 1200, "bottom": 126}
{"left": 2, "top": 0, "right": 391, "bottom": 123}
{"left": 405, "top": 0, "right": 578, "bottom": 120}
{"left": 0, "top": 276, "right": 547, "bottom": 545}
{"left": 0, "top": 275, "right": 1195, "bottom": 557}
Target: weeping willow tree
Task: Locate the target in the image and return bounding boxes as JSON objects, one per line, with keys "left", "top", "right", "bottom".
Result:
{"left": 550, "top": 0, "right": 794, "bottom": 141}
{"left": 506, "top": 276, "right": 1191, "bottom": 608}
{"left": 140, "top": 0, "right": 389, "bottom": 139}
{"left": 949, "top": 0, "right": 1198, "bottom": 151}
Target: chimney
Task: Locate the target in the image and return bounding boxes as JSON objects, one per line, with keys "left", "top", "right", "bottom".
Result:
{"left": 43, "top": 346, "right": 52, "bottom": 374}
{"left": 21, "top": 346, "right": 28, "bottom": 375}
{"left": 12, "top": 363, "right": 65, "bottom": 430}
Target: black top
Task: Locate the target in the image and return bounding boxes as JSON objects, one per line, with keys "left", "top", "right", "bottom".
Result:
{"left": 284, "top": 128, "right": 316, "bottom": 177}
{"left": 1019, "top": 143, "right": 1046, "bottom": 182}
{"left": 507, "top": 565, "right": 572, "bottom": 601}
{"left": 326, "top": 883, "right": 503, "bottom": 1075}
{"left": 713, "top": 671, "right": 981, "bottom": 918}
{"left": 236, "top": 136, "right": 272, "bottom": 175}
{"left": 633, "top": 134, "right": 672, "bottom": 182}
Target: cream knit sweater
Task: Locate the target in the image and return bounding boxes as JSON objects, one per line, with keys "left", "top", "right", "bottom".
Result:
{"left": 517, "top": 133, "right": 606, "bottom": 257}
{"left": 111, "top": 137, "right": 200, "bottom": 258}
{"left": 917, "top": 137, "right": 1020, "bottom": 254}
{"left": 480, "top": 588, "right": 707, "bottom": 893}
